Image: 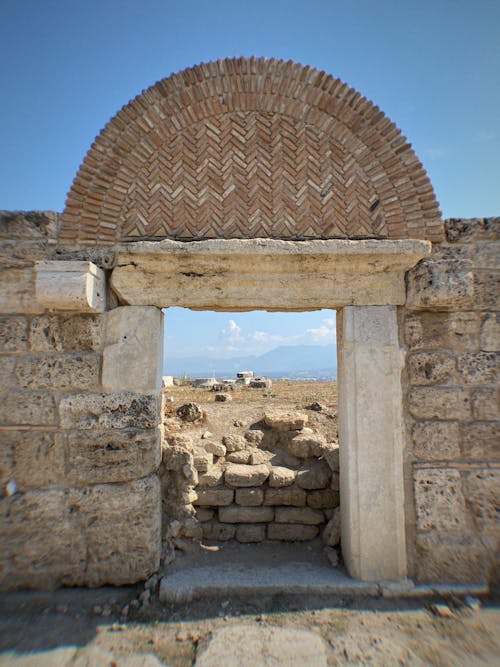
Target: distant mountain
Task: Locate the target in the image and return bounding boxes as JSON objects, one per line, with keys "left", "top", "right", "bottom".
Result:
{"left": 164, "top": 344, "right": 337, "bottom": 380}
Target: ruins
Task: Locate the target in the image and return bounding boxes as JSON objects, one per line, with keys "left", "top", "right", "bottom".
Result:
{"left": 0, "top": 57, "right": 498, "bottom": 591}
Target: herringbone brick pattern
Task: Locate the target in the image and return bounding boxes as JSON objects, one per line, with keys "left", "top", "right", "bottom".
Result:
{"left": 60, "top": 57, "right": 442, "bottom": 245}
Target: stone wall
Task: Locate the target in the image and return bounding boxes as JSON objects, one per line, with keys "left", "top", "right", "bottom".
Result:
{"left": 404, "top": 218, "right": 499, "bottom": 584}
{"left": 0, "top": 212, "right": 162, "bottom": 590}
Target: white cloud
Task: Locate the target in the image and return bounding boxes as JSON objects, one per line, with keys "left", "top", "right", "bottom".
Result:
{"left": 306, "top": 317, "right": 336, "bottom": 344}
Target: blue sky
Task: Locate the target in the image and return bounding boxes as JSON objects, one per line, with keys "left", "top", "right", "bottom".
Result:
{"left": 1, "top": 0, "right": 499, "bottom": 358}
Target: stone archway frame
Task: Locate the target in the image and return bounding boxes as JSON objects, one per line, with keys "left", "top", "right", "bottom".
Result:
{"left": 109, "top": 237, "right": 430, "bottom": 582}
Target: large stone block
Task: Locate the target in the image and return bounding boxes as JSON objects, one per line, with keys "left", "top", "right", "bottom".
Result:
{"left": 275, "top": 507, "right": 325, "bottom": 525}
{"left": 404, "top": 312, "right": 480, "bottom": 351}
{"left": 472, "top": 388, "right": 499, "bottom": 421}
{"left": 0, "top": 391, "right": 56, "bottom": 426}
{"left": 268, "top": 465, "right": 296, "bottom": 488}
{"left": 66, "top": 428, "right": 161, "bottom": 485}
{"left": 14, "top": 354, "right": 100, "bottom": 391}
{"left": 224, "top": 463, "right": 269, "bottom": 487}
{"left": 263, "top": 409, "right": 308, "bottom": 431}
{"left": 473, "top": 272, "right": 500, "bottom": 310}
{"left": 194, "top": 487, "right": 234, "bottom": 507}
{"left": 457, "top": 352, "right": 498, "bottom": 385}
{"left": 59, "top": 392, "right": 159, "bottom": 429}
{"left": 411, "top": 421, "right": 461, "bottom": 460}
{"left": 102, "top": 306, "right": 163, "bottom": 393}
{"left": 462, "top": 470, "right": 500, "bottom": 534}
{"left": 263, "top": 485, "right": 306, "bottom": 507}
{"left": 0, "top": 430, "right": 65, "bottom": 489}
{"left": 0, "top": 317, "right": 28, "bottom": 353}
{"left": 444, "top": 217, "right": 500, "bottom": 243}
{"left": 407, "top": 352, "right": 456, "bottom": 386}
{"left": 202, "top": 521, "right": 236, "bottom": 541}
{"left": 307, "top": 489, "right": 339, "bottom": 509}
{"left": 267, "top": 523, "right": 319, "bottom": 541}
{"left": 235, "top": 487, "right": 264, "bottom": 506}
{"left": 408, "top": 388, "right": 471, "bottom": 420}
{"left": 415, "top": 532, "right": 489, "bottom": 584}
{"left": 461, "top": 422, "right": 500, "bottom": 460}
{"left": 222, "top": 434, "right": 248, "bottom": 452}
{"left": 0, "top": 269, "right": 44, "bottom": 314}
{"left": 413, "top": 468, "right": 469, "bottom": 534}
{"left": 29, "top": 314, "right": 103, "bottom": 352}
{"left": 219, "top": 505, "right": 274, "bottom": 523}
{"left": 481, "top": 314, "right": 500, "bottom": 351}
{"left": 286, "top": 432, "right": 327, "bottom": 458}
{"left": 197, "top": 465, "right": 224, "bottom": 487}
{"left": 35, "top": 261, "right": 106, "bottom": 313}
{"left": 406, "top": 261, "right": 474, "bottom": 310}
{"left": 235, "top": 524, "right": 266, "bottom": 543}
{"left": 296, "top": 460, "right": 332, "bottom": 490}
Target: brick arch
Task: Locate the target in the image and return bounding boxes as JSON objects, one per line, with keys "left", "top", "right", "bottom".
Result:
{"left": 61, "top": 57, "right": 442, "bottom": 245}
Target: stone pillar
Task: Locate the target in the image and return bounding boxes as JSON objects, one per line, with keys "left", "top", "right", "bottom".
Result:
{"left": 338, "top": 306, "right": 407, "bottom": 581}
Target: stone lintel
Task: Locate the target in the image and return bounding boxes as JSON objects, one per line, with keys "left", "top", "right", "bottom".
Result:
{"left": 35, "top": 261, "right": 106, "bottom": 313}
{"left": 111, "top": 239, "right": 430, "bottom": 310}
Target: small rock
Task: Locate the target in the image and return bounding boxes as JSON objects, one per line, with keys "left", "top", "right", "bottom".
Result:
{"left": 202, "top": 430, "right": 213, "bottom": 439}
{"left": 5, "top": 480, "right": 17, "bottom": 496}
{"left": 223, "top": 434, "right": 248, "bottom": 452}
{"left": 129, "top": 599, "right": 140, "bottom": 609}
{"left": 139, "top": 590, "right": 151, "bottom": 605}
{"left": 145, "top": 574, "right": 159, "bottom": 590}
{"left": 430, "top": 603, "right": 454, "bottom": 618}
{"left": 227, "top": 450, "right": 252, "bottom": 464}
{"left": 234, "top": 420, "right": 244, "bottom": 427}
{"left": 92, "top": 604, "right": 103, "bottom": 616}
{"left": 307, "top": 402, "right": 326, "bottom": 412}
{"left": 264, "top": 409, "right": 308, "bottom": 431}
{"left": 215, "top": 393, "right": 232, "bottom": 402}
{"left": 324, "top": 546, "right": 339, "bottom": 567}
{"left": 322, "top": 507, "right": 341, "bottom": 547}
{"left": 268, "top": 466, "right": 296, "bottom": 488}
{"left": 464, "top": 595, "right": 482, "bottom": 612}
{"left": 177, "top": 402, "right": 203, "bottom": 422}
{"left": 244, "top": 429, "right": 264, "bottom": 445}
{"left": 248, "top": 450, "right": 271, "bottom": 465}
{"left": 203, "top": 441, "right": 226, "bottom": 457}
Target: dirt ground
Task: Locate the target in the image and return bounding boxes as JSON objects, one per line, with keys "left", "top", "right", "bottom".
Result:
{"left": 1, "top": 381, "right": 499, "bottom": 666}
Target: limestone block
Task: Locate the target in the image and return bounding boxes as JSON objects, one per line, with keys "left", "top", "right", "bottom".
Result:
{"left": 192, "top": 450, "right": 213, "bottom": 472}
{"left": 163, "top": 444, "right": 193, "bottom": 470}
{"left": 235, "top": 487, "right": 264, "bottom": 506}
{"left": 408, "top": 388, "right": 471, "bottom": 420}
{"left": 415, "top": 532, "right": 489, "bottom": 584}
{"left": 224, "top": 463, "right": 269, "bottom": 487}
{"left": 481, "top": 314, "right": 500, "bottom": 351}
{"left": 472, "top": 388, "right": 499, "bottom": 420}
{"left": 29, "top": 314, "right": 103, "bottom": 352}
{"left": 322, "top": 508, "right": 341, "bottom": 547}
{"left": 203, "top": 441, "right": 226, "bottom": 457}
{"left": 406, "top": 261, "right": 474, "bottom": 310}
{"left": 66, "top": 474, "right": 161, "bottom": 587}
{"left": 219, "top": 505, "right": 274, "bottom": 523}
{"left": 0, "top": 317, "right": 28, "bottom": 352}
{"left": 202, "top": 521, "right": 236, "bottom": 541}
{"left": 166, "top": 433, "right": 193, "bottom": 450}
{"left": 102, "top": 306, "right": 163, "bottom": 393}
{"left": 407, "top": 352, "right": 456, "bottom": 386}
{"left": 275, "top": 507, "right": 325, "bottom": 525}
{"left": 67, "top": 428, "right": 161, "bottom": 485}
{"left": 14, "top": 354, "right": 100, "bottom": 391}
{"left": 176, "top": 403, "right": 203, "bottom": 422}
{"left": 287, "top": 432, "right": 327, "bottom": 458}
{"left": 264, "top": 409, "right": 308, "bottom": 431}
{"left": 244, "top": 429, "right": 264, "bottom": 445}
{"left": 196, "top": 508, "right": 214, "bottom": 522}
{"left": 263, "top": 485, "right": 306, "bottom": 507}
{"left": 445, "top": 217, "right": 500, "bottom": 242}
{"left": 457, "top": 352, "right": 498, "bottom": 385}
{"left": 268, "top": 465, "right": 296, "bottom": 488}
{"left": 462, "top": 470, "right": 500, "bottom": 534}
{"left": 461, "top": 422, "right": 500, "bottom": 460}
{"left": 267, "top": 523, "right": 319, "bottom": 541}
{"left": 296, "top": 460, "right": 332, "bottom": 490}
{"left": 411, "top": 421, "right": 460, "bottom": 461}
{"left": 404, "top": 312, "right": 480, "bottom": 351}
{"left": 413, "top": 468, "right": 469, "bottom": 534}
{"left": 59, "top": 392, "right": 159, "bottom": 429}
{"left": 323, "top": 446, "right": 340, "bottom": 472}
{"left": 473, "top": 272, "right": 500, "bottom": 310}
{"left": 35, "top": 261, "right": 106, "bottom": 313}
{"left": 236, "top": 524, "right": 266, "bottom": 543}
{"left": 248, "top": 450, "right": 272, "bottom": 465}
{"left": 194, "top": 487, "right": 234, "bottom": 507}
{"left": 227, "top": 450, "right": 251, "bottom": 464}
{"left": 0, "top": 391, "right": 56, "bottom": 426}
{"left": 222, "top": 434, "right": 248, "bottom": 452}
{"left": 0, "top": 430, "right": 65, "bottom": 489}
{"left": 197, "top": 466, "right": 224, "bottom": 487}
{"left": 475, "top": 242, "right": 500, "bottom": 269}
{"left": 330, "top": 472, "right": 340, "bottom": 491}
{"left": 0, "top": 269, "right": 44, "bottom": 314}
{"left": 307, "top": 489, "right": 339, "bottom": 509}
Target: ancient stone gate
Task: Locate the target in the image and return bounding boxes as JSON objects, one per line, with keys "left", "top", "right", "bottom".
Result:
{"left": 0, "top": 58, "right": 498, "bottom": 590}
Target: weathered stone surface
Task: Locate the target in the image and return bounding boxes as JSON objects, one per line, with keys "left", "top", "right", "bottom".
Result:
{"left": 472, "top": 388, "right": 499, "bottom": 420}
{"left": 203, "top": 441, "right": 226, "bottom": 457}
{"left": 264, "top": 409, "right": 308, "bottom": 431}
{"left": 194, "top": 487, "right": 233, "bottom": 507}
{"left": 0, "top": 210, "right": 59, "bottom": 240}
{"left": 166, "top": 433, "right": 193, "bottom": 449}
{"left": 415, "top": 532, "right": 489, "bottom": 584}
{"left": 267, "top": 523, "right": 319, "bottom": 541}
{"left": 0, "top": 316, "right": 28, "bottom": 352}
{"left": 192, "top": 450, "right": 213, "bottom": 472}
{"left": 406, "top": 261, "right": 474, "bottom": 310}
{"left": 248, "top": 450, "right": 271, "bottom": 465}
{"left": 296, "top": 460, "right": 332, "bottom": 490}
{"left": 214, "top": 393, "right": 231, "bottom": 402}
{"left": 287, "top": 432, "right": 327, "bottom": 458}
{"left": 473, "top": 271, "right": 500, "bottom": 310}
{"left": 226, "top": 450, "right": 251, "bottom": 464}
{"left": 268, "top": 465, "right": 296, "bottom": 488}
{"left": 202, "top": 521, "right": 236, "bottom": 541}
{"left": 412, "top": 421, "right": 461, "bottom": 460}
{"left": 0, "top": 391, "right": 56, "bottom": 425}
{"left": 0, "top": 269, "right": 44, "bottom": 314}
{"left": 196, "top": 508, "right": 214, "bottom": 522}
{"left": 197, "top": 465, "right": 224, "bottom": 487}
{"left": 244, "top": 429, "right": 264, "bottom": 445}
{"left": 224, "top": 463, "right": 269, "bottom": 487}
{"left": 0, "top": 430, "right": 64, "bottom": 489}
{"left": 404, "top": 312, "right": 480, "bottom": 351}
{"left": 29, "top": 314, "right": 103, "bottom": 352}
{"left": 457, "top": 352, "right": 498, "bottom": 385}
{"left": 481, "top": 314, "right": 500, "bottom": 351}
{"left": 177, "top": 402, "right": 203, "bottom": 422}
{"left": 235, "top": 524, "right": 266, "bottom": 543}
{"left": 67, "top": 428, "right": 160, "bottom": 484}
{"left": 330, "top": 472, "right": 340, "bottom": 491}
{"left": 59, "top": 392, "right": 159, "bottom": 429}
{"left": 461, "top": 422, "right": 500, "bottom": 460}
{"left": 35, "top": 260, "right": 106, "bottom": 313}
{"left": 307, "top": 489, "right": 339, "bottom": 509}
{"left": 219, "top": 505, "right": 274, "bottom": 523}
{"left": 413, "top": 468, "right": 468, "bottom": 533}
{"left": 235, "top": 487, "right": 264, "bottom": 506}
{"left": 275, "top": 507, "right": 324, "bottom": 525}
{"left": 323, "top": 446, "right": 340, "bottom": 472}
{"left": 408, "top": 352, "right": 456, "bottom": 385}
{"left": 322, "top": 508, "right": 341, "bottom": 547}
{"left": 445, "top": 217, "right": 500, "bottom": 242}
{"left": 222, "top": 434, "right": 248, "bottom": 452}
{"left": 263, "top": 485, "right": 306, "bottom": 507}
{"left": 462, "top": 470, "right": 500, "bottom": 534}
{"left": 408, "top": 388, "right": 471, "bottom": 420}
{"left": 14, "top": 354, "right": 100, "bottom": 390}
{"left": 102, "top": 306, "right": 163, "bottom": 392}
